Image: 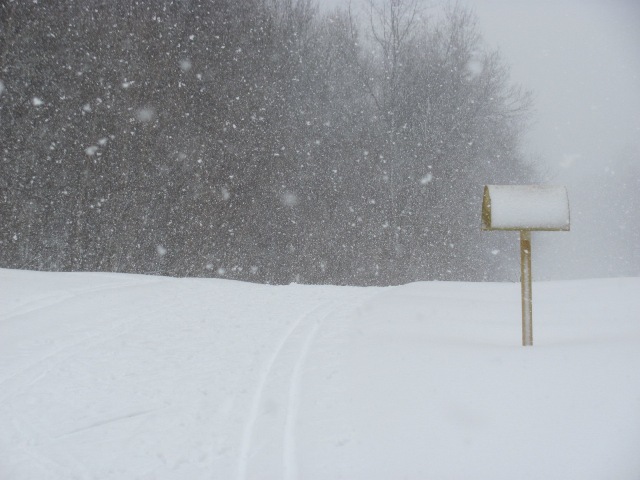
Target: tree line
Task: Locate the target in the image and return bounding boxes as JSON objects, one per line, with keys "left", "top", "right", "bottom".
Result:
{"left": 0, "top": 0, "right": 535, "bottom": 285}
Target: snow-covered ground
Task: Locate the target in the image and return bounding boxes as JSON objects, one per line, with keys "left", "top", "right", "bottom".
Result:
{"left": 1, "top": 268, "right": 639, "bottom": 479}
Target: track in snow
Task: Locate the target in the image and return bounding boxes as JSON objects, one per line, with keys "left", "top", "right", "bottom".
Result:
{"left": 237, "top": 298, "right": 347, "bottom": 480}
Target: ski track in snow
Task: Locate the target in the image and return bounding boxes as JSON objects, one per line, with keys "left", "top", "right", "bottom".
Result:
{"left": 1, "top": 278, "right": 163, "bottom": 323}
{"left": 236, "top": 301, "right": 324, "bottom": 480}
{"left": 282, "top": 318, "right": 320, "bottom": 480}
{"left": 0, "top": 288, "right": 180, "bottom": 403}
{"left": 54, "top": 409, "right": 164, "bottom": 440}
{"left": 237, "top": 297, "right": 351, "bottom": 480}
{"left": 237, "top": 288, "right": 382, "bottom": 480}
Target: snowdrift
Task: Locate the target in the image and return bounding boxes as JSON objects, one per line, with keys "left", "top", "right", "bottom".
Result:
{"left": 1, "top": 269, "right": 639, "bottom": 479}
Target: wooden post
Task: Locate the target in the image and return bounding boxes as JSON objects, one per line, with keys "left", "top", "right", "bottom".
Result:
{"left": 520, "top": 230, "right": 533, "bottom": 346}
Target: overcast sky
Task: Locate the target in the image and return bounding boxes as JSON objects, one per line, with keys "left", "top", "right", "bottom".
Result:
{"left": 466, "top": 0, "right": 640, "bottom": 176}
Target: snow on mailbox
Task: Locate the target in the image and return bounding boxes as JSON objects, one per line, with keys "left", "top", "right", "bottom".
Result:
{"left": 481, "top": 185, "right": 570, "bottom": 346}
{"left": 482, "top": 185, "right": 570, "bottom": 231}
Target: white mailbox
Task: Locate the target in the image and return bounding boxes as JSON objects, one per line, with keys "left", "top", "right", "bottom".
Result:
{"left": 481, "top": 185, "right": 570, "bottom": 346}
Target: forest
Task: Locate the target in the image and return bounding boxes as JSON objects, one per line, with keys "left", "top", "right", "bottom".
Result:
{"left": 0, "top": 0, "right": 535, "bottom": 285}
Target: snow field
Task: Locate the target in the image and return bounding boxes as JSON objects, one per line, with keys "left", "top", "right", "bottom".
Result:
{"left": 1, "top": 269, "right": 639, "bottom": 479}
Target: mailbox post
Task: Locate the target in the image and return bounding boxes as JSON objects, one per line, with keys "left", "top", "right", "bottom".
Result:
{"left": 481, "top": 185, "right": 570, "bottom": 346}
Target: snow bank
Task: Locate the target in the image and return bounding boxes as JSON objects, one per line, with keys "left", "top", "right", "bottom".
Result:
{"left": 1, "top": 269, "right": 639, "bottom": 479}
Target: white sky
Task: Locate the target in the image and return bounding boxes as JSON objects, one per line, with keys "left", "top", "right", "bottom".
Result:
{"left": 466, "top": 0, "right": 640, "bottom": 175}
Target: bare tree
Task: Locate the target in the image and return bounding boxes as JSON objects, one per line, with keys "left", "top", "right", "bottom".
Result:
{"left": 0, "top": 0, "right": 535, "bottom": 284}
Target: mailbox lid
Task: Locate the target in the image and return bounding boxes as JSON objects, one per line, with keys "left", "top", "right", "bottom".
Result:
{"left": 482, "top": 185, "right": 570, "bottom": 231}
